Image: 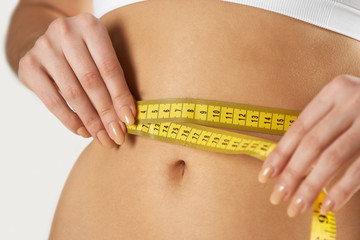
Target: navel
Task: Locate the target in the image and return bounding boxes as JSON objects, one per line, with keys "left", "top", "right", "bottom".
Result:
{"left": 168, "top": 159, "right": 187, "bottom": 185}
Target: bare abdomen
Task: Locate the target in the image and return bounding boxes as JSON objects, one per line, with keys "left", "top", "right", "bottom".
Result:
{"left": 49, "top": 0, "right": 360, "bottom": 239}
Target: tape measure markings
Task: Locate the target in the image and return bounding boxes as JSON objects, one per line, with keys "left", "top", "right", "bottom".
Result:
{"left": 311, "top": 191, "right": 337, "bottom": 239}
{"left": 127, "top": 122, "right": 277, "bottom": 160}
{"left": 126, "top": 98, "right": 336, "bottom": 240}
{"left": 135, "top": 98, "right": 299, "bottom": 135}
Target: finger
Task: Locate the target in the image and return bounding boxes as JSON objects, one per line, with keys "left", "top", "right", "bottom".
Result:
{"left": 259, "top": 84, "right": 336, "bottom": 183}
{"left": 62, "top": 38, "right": 125, "bottom": 145}
{"left": 18, "top": 53, "right": 90, "bottom": 138}
{"left": 320, "top": 154, "right": 360, "bottom": 215}
{"left": 37, "top": 42, "right": 115, "bottom": 148}
{"left": 262, "top": 75, "right": 359, "bottom": 181}
{"left": 78, "top": 14, "right": 137, "bottom": 126}
{"left": 269, "top": 104, "right": 356, "bottom": 205}
{"left": 286, "top": 120, "right": 360, "bottom": 217}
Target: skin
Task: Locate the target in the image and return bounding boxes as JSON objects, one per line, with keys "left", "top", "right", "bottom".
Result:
{"left": 6, "top": 0, "right": 137, "bottom": 148}
{"left": 6, "top": 0, "right": 360, "bottom": 238}
{"left": 259, "top": 74, "right": 360, "bottom": 217}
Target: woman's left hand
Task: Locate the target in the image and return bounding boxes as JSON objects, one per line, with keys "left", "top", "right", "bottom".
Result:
{"left": 257, "top": 74, "right": 360, "bottom": 218}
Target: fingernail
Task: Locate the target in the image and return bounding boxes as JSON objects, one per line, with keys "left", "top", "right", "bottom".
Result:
{"left": 130, "top": 104, "right": 136, "bottom": 116}
{"left": 120, "top": 106, "right": 135, "bottom": 126}
{"left": 119, "top": 121, "right": 127, "bottom": 134}
{"left": 270, "top": 183, "right": 287, "bottom": 205}
{"left": 258, "top": 162, "right": 274, "bottom": 183}
{"left": 109, "top": 122, "right": 125, "bottom": 145}
{"left": 287, "top": 196, "right": 306, "bottom": 218}
{"left": 97, "top": 129, "right": 115, "bottom": 149}
{"left": 76, "top": 126, "right": 91, "bottom": 138}
{"left": 320, "top": 197, "right": 334, "bottom": 215}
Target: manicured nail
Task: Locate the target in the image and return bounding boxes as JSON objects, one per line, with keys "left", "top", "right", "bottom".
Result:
{"left": 109, "top": 122, "right": 125, "bottom": 145}
{"left": 130, "top": 104, "right": 136, "bottom": 116}
{"left": 119, "top": 106, "right": 135, "bottom": 126}
{"left": 287, "top": 196, "right": 306, "bottom": 218}
{"left": 270, "top": 183, "right": 287, "bottom": 205}
{"left": 97, "top": 129, "right": 115, "bottom": 149}
{"left": 320, "top": 198, "right": 334, "bottom": 215}
{"left": 258, "top": 162, "right": 274, "bottom": 183}
{"left": 76, "top": 126, "right": 91, "bottom": 138}
{"left": 119, "top": 121, "right": 127, "bottom": 134}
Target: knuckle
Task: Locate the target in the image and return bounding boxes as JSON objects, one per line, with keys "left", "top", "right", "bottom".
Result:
{"left": 332, "top": 75, "right": 357, "bottom": 90}
{"left": 80, "top": 71, "right": 100, "bottom": 89}
{"left": 113, "top": 91, "right": 133, "bottom": 105}
{"left": 50, "top": 17, "right": 71, "bottom": 36}
{"left": 63, "top": 112, "right": 80, "bottom": 129}
{"left": 323, "top": 149, "right": 342, "bottom": 168}
{"left": 282, "top": 166, "right": 301, "bottom": 182}
{"left": 335, "top": 184, "right": 351, "bottom": 200}
{"left": 82, "top": 114, "right": 101, "bottom": 132}
{"left": 63, "top": 85, "right": 82, "bottom": 101}
{"left": 302, "top": 133, "right": 320, "bottom": 150}
{"left": 300, "top": 180, "right": 319, "bottom": 196}
{"left": 101, "top": 60, "right": 122, "bottom": 78}
{"left": 20, "top": 52, "right": 37, "bottom": 68}
{"left": 35, "top": 35, "right": 52, "bottom": 50}
{"left": 46, "top": 94, "right": 63, "bottom": 111}
{"left": 18, "top": 55, "right": 37, "bottom": 88}
{"left": 18, "top": 53, "right": 37, "bottom": 73}
{"left": 98, "top": 106, "right": 114, "bottom": 119}
{"left": 291, "top": 118, "right": 306, "bottom": 138}
{"left": 78, "top": 13, "right": 99, "bottom": 28}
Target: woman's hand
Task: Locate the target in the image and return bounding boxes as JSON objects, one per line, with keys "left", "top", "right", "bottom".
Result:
{"left": 18, "top": 13, "right": 136, "bottom": 148}
{"left": 257, "top": 74, "right": 360, "bottom": 217}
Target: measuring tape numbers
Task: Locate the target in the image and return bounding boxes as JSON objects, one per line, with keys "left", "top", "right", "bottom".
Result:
{"left": 125, "top": 98, "right": 337, "bottom": 240}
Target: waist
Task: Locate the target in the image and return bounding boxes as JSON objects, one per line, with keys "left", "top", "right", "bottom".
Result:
{"left": 53, "top": 1, "right": 360, "bottom": 239}
{"left": 70, "top": 130, "right": 359, "bottom": 240}
{"left": 71, "top": 135, "right": 313, "bottom": 239}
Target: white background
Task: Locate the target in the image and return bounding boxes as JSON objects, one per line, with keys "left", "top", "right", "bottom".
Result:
{"left": 0, "top": 1, "right": 92, "bottom": 239}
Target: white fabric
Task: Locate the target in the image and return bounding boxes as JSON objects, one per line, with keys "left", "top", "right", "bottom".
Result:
{"left": 221, "top": 0, "right": 360, "bottom": 41}
{"left": 93, "top": 0, "right": 146, "bottom": 18}
{"left": 93, "top": 0, "right": 360, "bottom": 41}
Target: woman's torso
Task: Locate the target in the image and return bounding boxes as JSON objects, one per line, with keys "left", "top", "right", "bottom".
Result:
{"left": 49, "top": 1, "right": 360, "bottom": 239}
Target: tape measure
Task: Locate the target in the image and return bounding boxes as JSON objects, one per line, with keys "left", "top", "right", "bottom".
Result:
{"left": 125, "top": 98, "right": 337, "bottom": 240}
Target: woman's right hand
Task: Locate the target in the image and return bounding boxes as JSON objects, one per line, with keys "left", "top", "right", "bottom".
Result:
{"left": 18, "top": 13, "right": 137, "bottom": 148}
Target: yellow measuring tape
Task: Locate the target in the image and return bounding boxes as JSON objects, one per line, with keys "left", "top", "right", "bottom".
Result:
{"left": 125, "top": 98, "right": 336, "bottom": 240}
